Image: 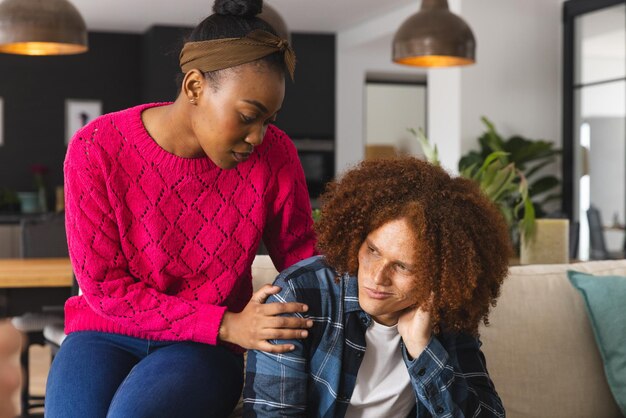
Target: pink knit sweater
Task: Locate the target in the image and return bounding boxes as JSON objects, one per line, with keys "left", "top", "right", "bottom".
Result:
{"left": 63, "top": 103, "right": 316, "bottom": 346}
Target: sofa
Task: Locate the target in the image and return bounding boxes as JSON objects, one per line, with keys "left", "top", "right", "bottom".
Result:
{"left": 232, "top": 256, "right": 625, "bottom": 418}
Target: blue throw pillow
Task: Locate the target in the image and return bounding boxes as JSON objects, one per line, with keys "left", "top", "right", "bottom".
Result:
{"left": 567, "top": 270, "right": 626, "bottom": 416}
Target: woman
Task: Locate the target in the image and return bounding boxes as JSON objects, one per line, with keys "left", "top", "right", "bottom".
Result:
{"left": 45, "top": 1, "right": 316, "bottom": 417}
{"left": 244, "top": 157, "right": 511, "bottom": 417}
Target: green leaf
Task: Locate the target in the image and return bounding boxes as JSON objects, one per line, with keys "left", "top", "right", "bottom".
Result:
{"left": 408, "top": 128, "right": 440, "bottom": 165}
{"left": 481, "top": 116, "right": 505, "bottom": 152}
{"left": 479, "top": 151, "right": 509, "bottom": 173}
{"left": 458, "top": 152, "right": 484, "bottom": 172}
{"left": 529, "top": 176, "right": 560, "bottom": 196}
{"left": 538, "top": 192, "right": 563, "bottom": 206}
{"left": 525, "top": 158, "right": 557, "bottom": 179}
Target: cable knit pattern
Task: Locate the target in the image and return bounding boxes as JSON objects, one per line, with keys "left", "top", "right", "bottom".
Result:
{"left": 63, "top": 103, "right": 316, "bottom": 347}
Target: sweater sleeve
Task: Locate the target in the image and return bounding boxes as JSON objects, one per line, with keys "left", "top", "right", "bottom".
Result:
{"left": 262, "top": 129, "right": 317, "bottom": 272}
{"left": 64, "top": 129, "right": 225, "bottom": 345}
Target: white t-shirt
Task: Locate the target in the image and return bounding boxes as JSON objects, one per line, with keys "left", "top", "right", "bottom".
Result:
{"left": 344, "top": 320, "right": 415, "bottom": 418}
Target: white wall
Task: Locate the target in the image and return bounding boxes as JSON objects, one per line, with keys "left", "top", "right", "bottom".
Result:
{"left": 336, "top": 0, "right": 563, "bottom": 177}
{"left": 460, "top": 0, "right": 562, "bottom": 153}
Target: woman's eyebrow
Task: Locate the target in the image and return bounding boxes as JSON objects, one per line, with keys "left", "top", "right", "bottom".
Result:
{"left": 242, "top": 99, "right": 268, "bottom": 113}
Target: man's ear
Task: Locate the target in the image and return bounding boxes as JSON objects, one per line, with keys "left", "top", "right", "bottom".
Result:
{"left": 182, "top": 69, "right": 204, "bottom": 104}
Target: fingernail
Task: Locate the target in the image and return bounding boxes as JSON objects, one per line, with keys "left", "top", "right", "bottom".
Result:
{"left": 301, "top": 330, "right": 308, "bottom": 338}
{"left": 289, "top": 345, "right": 295, "bottom": 351}
{"left": 307, "top": 320, "right": 313, "bottom": 327}
{"left": 302, "top": 304, "right": 309, "bottom": 312}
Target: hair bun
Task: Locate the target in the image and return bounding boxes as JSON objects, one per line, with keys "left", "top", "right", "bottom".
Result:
{"left": 213, "top": 0, "right": 263, "bottom": 18}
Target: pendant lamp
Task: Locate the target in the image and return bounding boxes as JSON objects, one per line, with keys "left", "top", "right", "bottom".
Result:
{"left": 0, "top": 0, "right": 87, "bottom": 56}
{"left": 392, "top": 0, "right": 475, "bottom": 67}
{"left": 259, "top": 3, "right": 290, "bottom": 43}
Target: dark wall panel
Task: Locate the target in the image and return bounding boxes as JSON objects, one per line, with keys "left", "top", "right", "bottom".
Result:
{"left": 277, "top": 33, "right": 335, "bottom": 139}
{"left": 141, "top": 26, "right": 191, "bottom": 103}
{"left": 0, "top": 32, "right": 142, "bottom": 206}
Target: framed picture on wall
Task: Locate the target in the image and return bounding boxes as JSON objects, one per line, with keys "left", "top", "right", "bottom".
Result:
{"left": 65, "top": 99, "right": 102, "bottom": 145}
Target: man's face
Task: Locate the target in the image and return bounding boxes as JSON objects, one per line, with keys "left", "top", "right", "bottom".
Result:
{"left": 357, "top": 218, "right": 423, "bottom": 326}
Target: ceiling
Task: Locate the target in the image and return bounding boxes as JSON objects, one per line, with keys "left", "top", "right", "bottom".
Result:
{"left": 71, "top": 0, "right": 417, "bottom": 34}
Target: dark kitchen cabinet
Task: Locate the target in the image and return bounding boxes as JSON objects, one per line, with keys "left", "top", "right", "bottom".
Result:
{"left": 141, "top": 25, "right": 191, "bottom": 103}
{"left": 275, "top": 33, "right": 335, "bottom": 140}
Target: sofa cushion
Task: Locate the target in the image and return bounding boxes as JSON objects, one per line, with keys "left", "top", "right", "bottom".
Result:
{"left": 568, "top": 270, "right": 626, "bottom": 416}
{"left": 478, "top": 260, "right": 626, "bottom": 418}
{"left": 251, "top": 255, "right": 280, "bottom": 291}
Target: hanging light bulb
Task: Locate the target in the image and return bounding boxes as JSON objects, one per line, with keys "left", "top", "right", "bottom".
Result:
{"left": 259, "top": 3, "right": 290, "bottom": 42}
{"left": 0, "top": 0, "right": 88, "bottom": 56}
{"left": 392, "top": 0, "right": 475, "bottom": 68}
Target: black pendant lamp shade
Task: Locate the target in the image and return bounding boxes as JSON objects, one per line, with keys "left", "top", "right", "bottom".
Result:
{"left": 393, "top": 0, "right": 475, "bottom": 67}
{"left": 259, "top": 3, "right": 290, "bottom": 43}
{"left": 0, "top": 0, "right": 88, "bottom": 56}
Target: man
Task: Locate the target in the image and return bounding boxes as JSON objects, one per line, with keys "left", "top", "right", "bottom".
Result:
{"left": 244, "top": 157, "right": 510, "bottom": 417}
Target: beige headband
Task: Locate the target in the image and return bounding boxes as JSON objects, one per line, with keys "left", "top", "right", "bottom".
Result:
{"left": 179, "top": 29, "right": 296, "bottom": 80}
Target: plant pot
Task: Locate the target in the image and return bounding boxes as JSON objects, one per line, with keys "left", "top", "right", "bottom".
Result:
{"left": 520, "top": 219, "right": 569, "bottom": 264}
{"left": 17, "top": 192, "right": 39, "bottom": 214}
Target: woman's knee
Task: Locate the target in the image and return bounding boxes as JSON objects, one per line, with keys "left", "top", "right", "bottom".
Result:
{"left": 107, "top": 343, "right": 243, "bottom": 418}
{"left": 45, "top": 332, "right": 139, "bottom": 418}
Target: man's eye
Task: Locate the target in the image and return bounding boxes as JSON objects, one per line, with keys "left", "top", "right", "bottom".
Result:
{"left": 395, "top": 263, "right": 408, "bottom": 272}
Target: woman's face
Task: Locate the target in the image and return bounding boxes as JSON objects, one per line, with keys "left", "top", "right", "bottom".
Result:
{"left": 191, "top": 63, "right": 285, "bottom": 169}
{"left": 357, "top": 217, "right": 425, "bottom": 326}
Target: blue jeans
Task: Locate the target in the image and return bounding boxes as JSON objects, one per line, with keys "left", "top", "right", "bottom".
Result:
{"left": 45, "top": 331, "right": 244, "bottom": 418}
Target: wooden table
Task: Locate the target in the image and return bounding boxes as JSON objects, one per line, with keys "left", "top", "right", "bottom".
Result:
{"left": 0, "top": 258, "right": 73, "bottom": 317}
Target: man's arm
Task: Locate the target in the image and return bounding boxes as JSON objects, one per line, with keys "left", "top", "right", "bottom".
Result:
{"left": 403, "top": 333, "right": 505, "bottom": 418}
{"left": 243, "top": 345, "right": 309, "bottom": 417}
{"left": 242, "top": 276, "right": 310, "bottom": 417}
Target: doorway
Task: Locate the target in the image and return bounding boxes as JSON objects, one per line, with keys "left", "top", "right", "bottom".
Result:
{"left": 563, "top": 0, "right": 626, "bottom": 260}
{"left": 364, "top": 79, "right": 427, "bottom": 160}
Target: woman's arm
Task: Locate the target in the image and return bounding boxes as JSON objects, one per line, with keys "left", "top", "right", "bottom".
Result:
{"left": 262, "top": 128, "right": 317, "bottom": 271}
{"left": 65, "top": 134, "right": 227, "bottom": 344}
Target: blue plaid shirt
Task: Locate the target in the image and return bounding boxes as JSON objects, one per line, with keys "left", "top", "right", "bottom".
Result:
{"left": 243, "top": 256, "right": 505, "bottom": 418}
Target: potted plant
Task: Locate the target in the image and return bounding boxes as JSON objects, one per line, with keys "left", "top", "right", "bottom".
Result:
{"left": 411, "top": 117, "right": 561, "bottom": 250}
{"left": 458, "top": 117, "right": 561, "bottom": 219}
{"left": 0, "top": 187, "right": 20, "bottom": 212}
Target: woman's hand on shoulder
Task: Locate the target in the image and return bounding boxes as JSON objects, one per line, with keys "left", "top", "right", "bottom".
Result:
{"left": 218, "top": 284, "right": 313, "bottom": 353}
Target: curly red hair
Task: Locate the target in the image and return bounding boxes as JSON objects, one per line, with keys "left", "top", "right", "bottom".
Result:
{"left": 315, "top": 157, "right": 512, "bottom": 335}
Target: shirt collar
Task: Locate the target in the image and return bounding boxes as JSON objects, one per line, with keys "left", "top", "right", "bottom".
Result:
{"left": 344, "top": 274, "right": 373, "bottom": 326}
